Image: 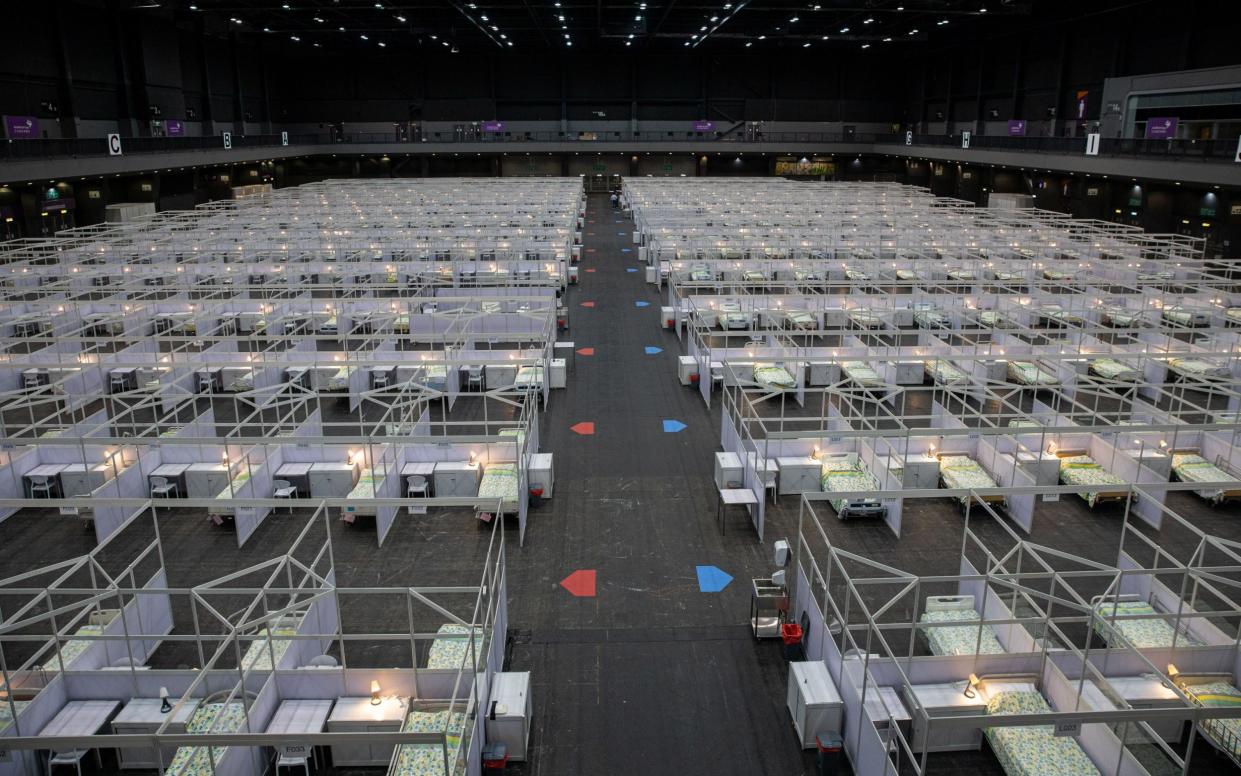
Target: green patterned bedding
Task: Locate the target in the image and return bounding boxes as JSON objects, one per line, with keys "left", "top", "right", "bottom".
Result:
{"left": 326, "top": 367, "right": 350, "bottom": 391}
{"left": 240, "top": 626, "right": 297, "bottom": 671}
{"left": 41, "top": 624, "right": 104, "bottom": 670}
{"left": 425, "top": 624, "right": 484, "bottom": 670}
{"left": 1162, "top": 307, "right": 1205, "bottom": 326}
{"left": 390, "top": 710, "right": 466, "bottom": 776}
{"left": 1172, "top": 454, "right": 1240, "bottom": 503}
{"left": 924, "top": 359, "right": 968, "bottom": 385}
{"left": 753, "top": 364, "right": 796, "bottom": 389}
{"left": 939, "top": 455, "right": 1000, "bottom": 505}
{"left": 348, "top": 472, "right": 379, "bottom": 500}
{"left": 985, "top": 690, "right": 1101, "bottom": 776}
{"left": 842, "top": 361, "right": 884, "bottom": 388}
{"left": 1006, "top": 360, "right": 1059, "bottom": 386}
{"left": 785, "top": 311, "right": 816, "bottom": 327}
{"left": 1089, "top": 358, "right": 1140, "bottom": 382}
{"left": 1091, "top": 600, "right": 1203, "bottom": 648}
{"left": 1226, "top": 308, "right": 1241, "bottom": 325}
{"left": 1185, "top": 681, "right": 1241, "bottom": 759}
{"left": 0, "top": 699, "right": 30, "bottom": 731}
{"left": 478, "top": 463, "right": 519, "bottom": 502}
{"left": 166, "top": 702, "right": 248, "bottom": 776}
{"left": 848, "top": 310, "right": 883, "bottom": 329}
{"left": 742, "top": 270, "right": 767, "bottom": 282}
{"left": 821, "top": 462, "right": 880, "bottom": 515}
{"left": 515, "top": 365, "right": 543, "bottom": 388}
{"left": 1058, "top": 455, "right": 1126, "bottom": 507}
{"left": 895, "top": 269, "right": 921, "bottom": 281}
{"left": 1101, "top": 306, "right": 1142, "bottom": 327}
{"left": 920, "top": 608, "right": 1004, "bottom": 655}
{"left": 978, "top": 311, "right": 1013, "bottom": 328}
{"left": 1167, "top": 357, "right": 1228, "bottom": 380}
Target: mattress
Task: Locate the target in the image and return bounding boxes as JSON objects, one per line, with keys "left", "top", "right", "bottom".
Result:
{"left": 348, "top": 472, "right": 378, "bottom": 500}
{"left": 515, "top": 365, "right": 544, "bottom": 389}
{"left": 0, "top": 700, "right": 30, "bottom": 732}
{"left": 1058, "top": 455, "right": 1126, "bottom": 507}
{"left": 416, "top": 365, "right": 448, "bottom": 387}
{"left": 1185, "top": 681, "right": 1241, "bottom": 759}
{"left": 741, "top": 270, "right": 766, "bottom": 282}
{"left": 165, "top": 702, "right": 248, "bottom": 776}
{"left": 920, "top": 608, "right": 1004, "bottom": 655}
{"left": 390, "top": 710, "right": 466, "bottom": 776}
{"left": 842, "top": 361, "right": 884, "bottom": 388}
{"left": 753, "top": 364, "right": 796, "bottom": 389}
{"left": 1039, "top": 305, "right": 1083, "bottom": 326}
{"left": 1226, "top": 307, "right": 1241, "bottom": 325}
{"left": 844, "top": 269, "right": 871, "bottom": 282}
{"left": 821, "top": 462, "right": 881, "bottom": 516}
{"left": 913, "top": 307, "right": 949, "bottom": 329}
{"left": 1162, "top": 307, "right": 1206, "bottom": 326}
{"left": 1167, "top": 357, "right": 1229, "bottom": 380}
{"left": 239, "top": 626, "right": 296, "bottom": 671}
{"left": 48, "top": 624, "right": 104, "bottom": 670}
{"left": 1172, "top": 453, "right": 1240, "bottom": 503}
{"left": 689, "top": 269, "right": 714, "bottom": 282}
{"left": 1088, "top": 358, "right": 1140, "bottom": 382}
{"left": 478, "top": 463, "right": 520, "bottom": 503}
{"left": 993, "top": 270, "right": 1025, "bottom": 282}
{"left": 946, "top": 269, "right": 976, "bottom": 281}
{"left": 848, "top": 310, "right": 883, "bottom": 329}
{"left": 794, "top": 269, "right": 824, "bottom": 282}
{"left": 1091, "top": 600, "right": 1202, "bottom": 649}
{"left": 425, "top": 623, "right": 485, "bottom": 669}
{"left": 924, "top": 359, "right": 969, "bottom": 385}
{"left": 985, "top": 690, "right": 1101, "bottom": 776}
{"left": 1042, "top": 269, "right": 1075, "bottom": 281}
{"left": 1100, "top": 306, "right": 1142, "bottom": 327}
{"left": 939, "top": 455, "right": 999, "bottom": 504}
{"left": 1137, "top": 271, "right": 1174, "bottom": 283}
{"left": 225, "top": 372, "right": 254, "bottom": 392}
{"left": 895, "top": 269, "right": 921, "bottom": 281}
{"left": 326, "top": 368, "right": 350, "bottom": 391}
{"left": 785, "top": 311, "right": 816, "bottom": 327}
{"left": 978, "top": 311, "right": 1012, "bottom": 328}
{"left": 1006, "top": 361, "right": 1059, "bottom": 386}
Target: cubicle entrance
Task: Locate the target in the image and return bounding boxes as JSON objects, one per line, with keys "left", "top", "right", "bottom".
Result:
{"left": 585, "top": 174, "right": 621, "bottom": 193}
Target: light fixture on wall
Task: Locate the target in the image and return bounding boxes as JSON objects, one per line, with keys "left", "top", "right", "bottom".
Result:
{"left": 370, "top": 680, "right": 382, "bottom": 705}
{"left": 963, "top": 673, "right": 981, "bottom": 698}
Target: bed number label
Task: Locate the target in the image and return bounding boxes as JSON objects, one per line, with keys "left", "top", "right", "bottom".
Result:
{"left": 1054, "top": 719, "right": 1081, "bottom": 737}
{"left": 280, "top": 743, "right": 309, "bottom": 759}
{"left": 1042, "top": 494, "right": 1060, "bottom": 502}
{"left": 0, "top": 748, "right": 12, "bottom": 763}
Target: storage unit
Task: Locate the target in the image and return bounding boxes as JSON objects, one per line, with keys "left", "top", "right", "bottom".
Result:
{"left": 807, "top": 362, "right": 841, "bottom": 386}
{"left": 786, "top": 660, "right": 843, "bottom": 748}
{"left": 549, "top": 358, "right": 567, "bottom": 389}
{"left": 888, "top": 456, "right": 940, "bottom": 489}
{"left": 327, "top": 696, "right": 407, "bottom": 767}
{"left": 485, "top": 671, "right": 532, "bottom": 761}
{"left": 1016, "top": 451, "right": 1061, "bottom": 486}
{"left": 58, "top": 463, "right": 111, "bottom": 497}
{"left": 183, "top": 463, "right": 229, "bottom": 499}
{"left": 307, "top": 462, "right": 358, "bottom": 498}
{"left": 484, "top": 364, "right": 518, "bottom": 390}
{"left": 892, "top": 361, "right": 925, "bottom": 385}
{"left": 904, "top": 682, "right": 986, "bottom": 752}
{"left": 677, "top": 356, "right": 700, "bottom": 386}
{"left": 1080, "top": 676, "right": 1183, "bottom": 743}
{"left": 776, "top": 457, "right": 822, "bottom": 495}
{"left": 661, "top": 306, "right": 674, "bottom": 329}
{"left": 528, "top": 453, "right": 554, "bottom": 498}
{"left": 112, "top": 697, "right": 201, "bottom": 769}
{"left": 434, "top": 461, "right": 481, "bottom": 497}
{"left": 714, "top": 452, "right": 743, "bottom": 490}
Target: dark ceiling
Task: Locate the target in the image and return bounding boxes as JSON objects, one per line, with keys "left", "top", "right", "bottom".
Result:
{"left": 142, "top": 1, "right": 1166, "bottom": 55}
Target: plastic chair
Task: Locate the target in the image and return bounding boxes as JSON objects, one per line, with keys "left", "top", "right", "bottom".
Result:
{"left": 149, "top": 476, "right": 177, "bottom": 499}
{"left": 306, "top": 654, "right": 339, "bottom": 668}
{"left": 29, "top": 475, "right": 55, "bottom": 499}
{"left": 109, "top": 373, "right": 127, "bottom": 394}
{"left": 466, "top": 366, "right": 484, "bottom": 392}
{"left": 273, "top": 480, "right": 297, "bottom": 512}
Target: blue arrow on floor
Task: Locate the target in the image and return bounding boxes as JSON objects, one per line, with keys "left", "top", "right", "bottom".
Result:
{"left": 696, "top": 565, "right": 733, "bottom": 593}
{"left": 621, "top": 248, "right": 632, "bottom": 253}
{"left": 644, "top": 346, "right": 662, "bottom": 355}
{"left": 662, "top": 419, "right": 686, "bottom": 433}
{"left": 634, "top": 300, "right": 650, "bottom": 308}
{"left": 626, "top": 267, "right": 638, "bottom": 273}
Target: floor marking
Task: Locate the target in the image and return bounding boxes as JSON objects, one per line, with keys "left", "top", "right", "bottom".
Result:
{"left": 617, "top": 232, "right": 626, "bottom": 236}
{"left": 696, "top": 565, "right": 733, "bottom": 593}
{"left": 580, "top": 301, "right": 596, "bottom": 308}
{"left": 585, "top": 268, "right": 597, "bottom": 273}
{"left": 570, "top": 421, "right": 595, "bottom": 436}
{"left": 625, "top": 267, "right": 638, "bottom": 273}
{"left": 586, "top": 248, "right": 597, "bottom": 253}
{"left": 575, "top": 347, "right": 595, "bottom": 356}
{"left": 634, "top": 301, "right": 650, "bottom": 308}
{"left": 561, "top": 569, "right": 597, "bottom": 597}
{"left": 621, "top": 248, "right": 632, "bottom": 253}
{"left": 644, "top": 346, "right": 662, "bottom": 355}
{"left": 662, "top": 419, "right": 687, "bottom": 433}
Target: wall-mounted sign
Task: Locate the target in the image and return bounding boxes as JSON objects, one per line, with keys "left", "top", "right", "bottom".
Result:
{"left": 140, "top": 183, "right": 152, "bottom": 192}
{"left": 1085, "top": 133, "right": 1100, "bottom": 156}
{"left": 961, "top": 131, "right": 971, "bottom": 149}
{"left": 1105, "top": 101, "right": 1122, "bottom": 115}
{"left": 166, "top": 119, "right": 185, "bottom": 137}
{"left": 481, "top": 121, "right": 505, "bottom": 132}
{"left": 222, "top": 131, "right": 232, "bottom": 149}
{"left": 1230, "top": 204, "right": 1241, "bottom": 215}
{"left": 693, "top": 120, "right": 715, "bottom": 132}
{"left": 1076, "top": 90, "right": 1089, "bottom": 119}
{"left": 281, "top": 131, "right": 288, "bottom": 146}
{"left": 1007, "top": 119, "right": 1026, "bottom": 136}
{"left": 905, "top": 130, "right": 913, "bottom": 145}
{"left": 1145, "top": 117, "right": 1178, "bottom": 139}
{"left": 3, "top": 115, "right": 38, "bottom": 139}
{"left": 1086, "top": 187, "right": 1100, "bottom": 197}
{"left": 107, "top": 133, "right": 123, "bottom": 156}
{"left": 87, "top": 190, "right": 101, "bottom": 199}
{"left": 774, "top": 158, "right": 834, "bottom": 176}
{"left": 1054, "top": 719, "right": 1081, "bottom": 738}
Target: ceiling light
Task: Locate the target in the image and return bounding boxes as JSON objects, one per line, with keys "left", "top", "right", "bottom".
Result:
{"left": 378, "top": 41, "right": 386, "bottom": 47}
{"left": 507, "top": 41, "right": 513, "bottom": 46}
{"left": 938, "top": 19, "right": 949, "bottom": 25}
{"left": 757, "top": 34, "right": 766, "bottom": 39}
{"left": 374, "top": 2, "right": 383, "bottom": 8}
{"left": 710, "top": 16, "right": 719, "bottom": 21}
{"left": 395, "top": 15, "right": 406, "bottom": 22}
{"left": 230, "top": 17, "right": 242, "bottom": 24}
{"left": 626, "top": 41, "right": 631, "bottom": 46}
{"left": 979, "top": 6, "right": 987, "bottom": 11}
{"left": 745, "top": 41, "right": 752, "bottom": 47}
{"left": 863, "top": 17, "right": 874, "bottom": 24}
{"left": 480, "top": 15, "right": 488, "bottom": 21}
{"left": 263, "top": 26, "right": 271, "bottom": 32}
{"left": 909, "top": 29, "right": 917, "bottom": 34}
{"left": 360, "top": 34, "right": 369, "bottom": 40}
{"left": 821, "top": 35, "right": 828, "bottom": 40}
{"left": 861, "top": 43, "right": 870, "bottom": 49}
{"left": 339, "top": 26, "right": 346, "bottom": 31}
{"left": 883, "top": 36, "right": 892, "bottom": 42}
{"left": 567, "top": 41, "right": 572, "bottom": 46}
{"left": 839, "top": 27, "right": 849, "bottom": 33}
{"left": 700, "top": 26, "right": 707, "bottom": 31}
{"left": 281, "top": 3, "right": 290, "bottom": 8}
{"left": 290, "top": 35, "right": 300, "bottom": 41}
{"left": 789, "top": 16, "right": 799, "bottom": 22}
{"left": 802, "top": 42, "right": 811, "bottom": 47}
{"left": 490, "top": 25, "right": 498, "bottom": 30}
{"left": 635, "top": 14, "right": 642, "bottom": 20}
{"left": 500, "top": 33, "right": 507, "bottom": 39}
{"left": 189, "top": 3, "right": 198, "bottom": 9}
{"left": 313, "top": 16, "right": 323, "bottom": 22}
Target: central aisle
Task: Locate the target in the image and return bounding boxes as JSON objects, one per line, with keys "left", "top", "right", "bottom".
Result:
{"left": 506, "top": 193, "right": 814, "bottom": 775}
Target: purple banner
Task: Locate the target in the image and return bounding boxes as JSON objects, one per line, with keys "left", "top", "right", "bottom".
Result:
{"left": 1145, "top": 117, "right": 1178, "bottom": 139}
{"left": 4, "top": 115, "right": 39, "bottom": 139}
{"left": 166, "top": 120, "right": 185, "bottom": 137}
{"left": 1006, "top": 119, "right": 1026, "bottom": 136}
{"left": 693, "top": 121, "right": 715, "bottom": 132}
{"left": 481, "top": 121, "right": 504, "bottom": 132}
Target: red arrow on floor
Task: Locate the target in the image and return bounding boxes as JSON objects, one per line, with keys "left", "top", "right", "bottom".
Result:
{"left": 560, "top": 569, "right": 597, "bottom": 597}
{"left": 570, "top": 422, "right": 595, "bottom": 436}
{"left": 575, "top": 347, "right": 595, "bottom": 356}
{"left": 579, "top": 301, "right": 596, "bottom": 308}
{"left": 585, "top": 268, "right": 597, "bottom": 273}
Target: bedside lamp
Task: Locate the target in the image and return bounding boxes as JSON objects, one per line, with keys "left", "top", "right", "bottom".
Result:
{"left": 963, "top": 673, "right": 981, "bottom": 699}
{"left": 159, "top": 686, "right": 172, "bottom": 713}
{"left": 370, "top": 680, "right": 382, "bottom": 705}
{"left": 1166, "top": 664, "right": 1180, "bottom": 683}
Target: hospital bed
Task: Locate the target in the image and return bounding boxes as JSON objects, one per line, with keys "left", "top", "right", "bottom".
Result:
{"left": 945, "top": 268, "right": 976, "bottom": 282}
{"left": 782, "top": 310, "right": 817, "bottom": 329}
{"left": 741, "top": 269, "right": 767, "bottom": 283}
{"left": 793, "top": 268, "right": 825, "bottom": 284}
{"left": 425, "top": 624, "right": 484, "bottom": 670}
{"left": 1041, "top": 268, "right": 1076, "bottom": 283}
{"left": 1099, "top": 305, "right": 1143, "bottom": 328}
{"left": 414, "top": 364, "right": 448, "bottom": 390}
{"left": 1090, "top": 595, "right": 1203, "bottom": 649}
{"left": 978, "top": 310, "right": 1014, "bottom": 329}
{"left": 992, "top": 270, "right": 1026, "bottom": 285}
{"left": 1087, "top": 358, "right": 1140, "bottom": 383}
{"left": 207, "top": 470, "right": 251, "bottom": 525}
{"left": 1037, "top": 304, "right": 1083, "bottom": 327}
{"left": 1057, "top": 453, "right": 1127, "bottom": 508}
{"left": 476, "top": 462, "right": 520, "bottom": 522}
{"left": 924, "top": 359, "right": 969, "bottom": 386}
{"left": 716, "top": 302, "right": 752, "bottom": 330}
{"left": 1166, "top": 357, "right": 1230, "bottom": 380}
{"left": 752, "top": 363, "right": 796, "bottom": 390}
{"left": 1005, "top": 360, "right": 1059, "bottom": 387}
{"left": 239, "top": 612, "right": 304, "bottom": 671}
{"left": 938, "top": 454, "right": 1005, "bottom": 511}
{"left": 919, "top": 595, "right": 1004, "bottom": 656}
{"left": 688, "top": 264, "right": 716, "bottom": 282}
{"left": 1176, "top": 676, "right": 1241, "bottom": 766}
{"left": 1137, "top": 270, "right": 1175, "bottom": 283}
{"left": 844, "top": 269, "right": 871, "bottom": 283}
{"left": 514, "top": 365, "right": 544, "bottom": 391}
{"left": 164, "top": 694, "right": 251, "bottom": 776}
{"left": 847, "top": 309, "right": 884, "bottom": 329}
{"left": 388, "top": 706, "right": 466, "bottom": 776}
{"left": 841, "top": 361, "right": 887, "bottom": 392}
{"left": 325, "top": 367, "right": 351, "bottom": 392}
{"left": 1162, "top": 306, "right": 1209, "bottom": 327}
{"left": 820, "top": 456, "right": 885, "bottom": 520}
{"left": 913, "top": 304, "right": 949, "bottom": 329}
{"left": 223, "top": 369, "right": 255, "bottom": 392}
{"left": 894, "top": 269, "right": 922, "bottom": 283}
{"left": 340, "top": 469, "right": 382, "bottom": 522}
{"left": 983, "top": 682, "right": 1101, "bottom": 776}
{"left": 1226, "top": 307, "right": 1241, "bottom": 327}
{"left": 1170, "top": 452, "right": 1241, "bottom": 505}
